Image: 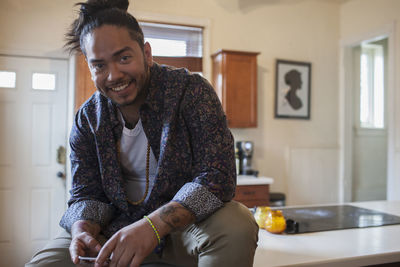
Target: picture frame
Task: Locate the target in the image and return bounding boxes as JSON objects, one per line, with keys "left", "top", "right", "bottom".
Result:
{"left": 274, "top": 59, "right": 311, "bottom": 119}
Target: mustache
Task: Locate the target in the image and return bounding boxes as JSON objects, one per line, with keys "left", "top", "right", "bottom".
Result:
{"left": 106, "top": 79, "right": 133, "bottom": 88}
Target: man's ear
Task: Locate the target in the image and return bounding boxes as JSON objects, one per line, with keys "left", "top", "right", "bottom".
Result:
{"left": 143, "top": 42, "right": 153, "bottom": 67}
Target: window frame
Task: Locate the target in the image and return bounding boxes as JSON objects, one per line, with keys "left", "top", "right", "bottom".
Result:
{"left": 139, "top": 21, "right": 204, "bottom": 73}
{"left": 358, "top": 43, "right": 385, "bottom": 130}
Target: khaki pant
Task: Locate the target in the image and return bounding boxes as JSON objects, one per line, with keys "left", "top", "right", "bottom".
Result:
{"left": 26, "top": 201, "right": 258, "bottom": 267}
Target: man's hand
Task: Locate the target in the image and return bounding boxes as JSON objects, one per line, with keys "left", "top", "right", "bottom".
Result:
{"left": 95, "top": 201, "right": 195, "bottom": 267}
{"left": 95, "top": 218, "right": 158, "bottom": 267}
{"left": 69, "top": 220, "right": 102, "bottom": 264}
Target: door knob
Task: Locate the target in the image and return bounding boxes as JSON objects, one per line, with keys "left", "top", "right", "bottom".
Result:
{"left": 57, "top": 171, "right": 65, "bottom": 179}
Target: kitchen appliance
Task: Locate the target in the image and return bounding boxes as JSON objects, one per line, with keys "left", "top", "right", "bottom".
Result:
{"left": 236, "top": 141, "right": 258, "bottom": 176}
{"left": 276, "top": 205, "right": 400, "bottom": 234}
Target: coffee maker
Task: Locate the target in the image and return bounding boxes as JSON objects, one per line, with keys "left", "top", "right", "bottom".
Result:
{"left": 236, "top": 141, "right": 258, "bottom": 176}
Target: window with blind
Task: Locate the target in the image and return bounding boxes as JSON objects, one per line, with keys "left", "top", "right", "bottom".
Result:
{"left": 139, "top": 22, "right": 203, "bottom": 73}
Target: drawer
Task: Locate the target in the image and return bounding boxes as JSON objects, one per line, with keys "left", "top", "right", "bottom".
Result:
{"left": 234, "top": 185, "right": 269, "bottom": 201}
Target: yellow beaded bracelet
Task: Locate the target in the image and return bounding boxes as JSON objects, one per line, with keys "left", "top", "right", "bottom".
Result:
{"left": 144, "top": 215, "right": 161, "bottom": 245}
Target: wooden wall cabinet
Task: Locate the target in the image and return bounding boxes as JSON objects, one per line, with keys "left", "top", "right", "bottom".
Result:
{"left": 211, "top": 50, "right": 259, "bottom": 128}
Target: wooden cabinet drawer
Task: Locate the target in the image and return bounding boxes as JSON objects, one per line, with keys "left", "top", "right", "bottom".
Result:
{"left": 233, "top": 184, "right": 269, "bottom": 208}
{"left": 235, "top": 185, "right": 269, "bottom": 200}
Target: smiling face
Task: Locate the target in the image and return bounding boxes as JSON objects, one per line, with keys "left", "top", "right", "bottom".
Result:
{"left": 83, "top": 25, "right": 153, "bottom": 107}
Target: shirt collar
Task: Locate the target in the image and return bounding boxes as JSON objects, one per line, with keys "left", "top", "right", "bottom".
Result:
{"left": 143, "top": 62, "right": 163, "bottom": 113}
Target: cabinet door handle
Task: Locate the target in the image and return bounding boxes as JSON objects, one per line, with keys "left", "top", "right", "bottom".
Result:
{"left": 243, "top": 191, "right": 255, "bottom": 195}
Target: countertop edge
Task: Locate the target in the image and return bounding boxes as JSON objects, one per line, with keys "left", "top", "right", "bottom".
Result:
{"left": 237, "top": 176, "right": 274, "bottom": 185}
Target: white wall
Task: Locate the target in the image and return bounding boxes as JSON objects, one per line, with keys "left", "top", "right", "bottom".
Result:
{"left": 0, "top": 0, "right": 75, "bottom": 57}
{"left": 1, "top": 0, "right": 342, "bottom": 205}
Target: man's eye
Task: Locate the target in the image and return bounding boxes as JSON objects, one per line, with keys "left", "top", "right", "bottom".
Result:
{"left": 121, "top": 55, "right": 131, "bottom": 62}
{"left": 94, "top": 64, "right": 104, "bottom": 70}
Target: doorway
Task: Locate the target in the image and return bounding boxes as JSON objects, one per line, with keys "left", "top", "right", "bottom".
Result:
{"left": 339, "top": 24, "right": 396, "bottom": 203}
{"left": 351, "top": 38, "right": 388, "bottom": 201}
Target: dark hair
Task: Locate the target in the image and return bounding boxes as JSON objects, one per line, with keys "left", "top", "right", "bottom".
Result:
{"left": 65, "top": 0, "right": 144, "bottom": 54}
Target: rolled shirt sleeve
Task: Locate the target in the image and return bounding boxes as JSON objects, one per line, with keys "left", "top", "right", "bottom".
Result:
{"left": 60, "top": 199, "right": 115, "bottom": 232}
{"left": 172, "top": 182, "right": 224, "bottom": 221}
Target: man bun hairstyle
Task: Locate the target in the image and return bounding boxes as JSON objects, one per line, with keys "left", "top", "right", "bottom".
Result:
{"left": 65, "top": 0, "right": 144, "bottom": 54}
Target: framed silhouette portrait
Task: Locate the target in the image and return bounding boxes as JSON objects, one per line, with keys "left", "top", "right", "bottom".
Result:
{"left": 275, "top": 59, "right": 311, "bottom": 119}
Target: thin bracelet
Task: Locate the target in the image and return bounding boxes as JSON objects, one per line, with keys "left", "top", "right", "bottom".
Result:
{"left": 144, "top": 215, "right": 161, "bottom": 245}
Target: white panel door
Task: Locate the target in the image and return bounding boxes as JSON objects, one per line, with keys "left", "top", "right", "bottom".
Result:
{"left": 0, "top": 55, "right": 68, "bottom": 266}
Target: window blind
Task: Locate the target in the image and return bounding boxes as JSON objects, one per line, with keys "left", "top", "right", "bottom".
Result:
{"left": 140, "top": 22, "right": 203, "bottom": 58}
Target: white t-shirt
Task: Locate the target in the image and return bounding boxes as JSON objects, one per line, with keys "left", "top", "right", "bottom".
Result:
{"left": 119, "top": 118, "right": 157, "bottom": 203}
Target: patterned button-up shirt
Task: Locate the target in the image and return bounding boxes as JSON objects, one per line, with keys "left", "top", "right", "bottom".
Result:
{"left": 60, "top": 63, "right": 236, "bottom": 237}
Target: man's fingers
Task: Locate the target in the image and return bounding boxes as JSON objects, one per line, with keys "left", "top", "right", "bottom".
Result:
{"left": 112, "top": 247, "right": 130, "bottom": 267}
{"left": 95, "top": 237, "right": 116, "bottom": 267}
{"left": 109, "top": 247, "right": 123, "bottom": 267}
{"left": 82, "top": 233, "right": 101, "bottom": 252}
{"left": 70, "top": 249, "right": 79, "bottom": 265}
{"left": 129, "top": 254, "right": 145, "bottom": 267}
{"left": 70, "top": 239, "right": 84, "bottom": 264}
{"left": 69, "top": 243, "right": 77, "bottom": 263}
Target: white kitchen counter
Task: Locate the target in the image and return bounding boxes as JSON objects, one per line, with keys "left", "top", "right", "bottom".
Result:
{"left": 254, "top": 200, "right": 400, "bottom": 267}
{"left": 237, "top": 175, "right": 274, "bottom": 185}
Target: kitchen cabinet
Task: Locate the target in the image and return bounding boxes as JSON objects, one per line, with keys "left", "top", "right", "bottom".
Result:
{"left": 234, "top": 184, "right": 269, "bottom": 208}
{"left": 211, "top": 50, "right": 259, "bottom": 128}
{"left": 234, "top": 176, "right": 273, "bottom": 208}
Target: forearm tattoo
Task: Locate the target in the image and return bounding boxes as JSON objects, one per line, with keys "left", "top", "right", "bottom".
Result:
{"left": 160, "top": 205, "right": 195, "bottom": 231}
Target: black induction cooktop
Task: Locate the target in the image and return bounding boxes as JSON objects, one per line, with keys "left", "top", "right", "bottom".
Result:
{"left": 274, "top": 205, "right": 400, "bottom": 234}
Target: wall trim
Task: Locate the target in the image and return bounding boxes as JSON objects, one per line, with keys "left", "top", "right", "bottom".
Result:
{"left": 0, "top": 52, "right": 68, "bottom": 61}
{"left": 0, "top": 48, "right": 69, "bottom": 60}
{"left": 65, "top": 55, "right": 76, "bottom": 203}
